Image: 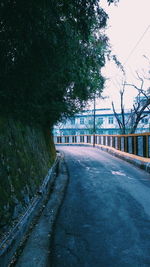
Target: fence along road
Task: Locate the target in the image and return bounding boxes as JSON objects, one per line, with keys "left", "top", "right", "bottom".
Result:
{"left": 54, "top": 133, "right": 150, "bottom": 158}
{"left": 50, "top": 145, "right": 150, "bottom": 267}
{"left": 54, "top": 133, "right": 150, "bottom": 172}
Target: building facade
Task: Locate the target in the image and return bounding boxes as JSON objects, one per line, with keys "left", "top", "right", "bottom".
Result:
{"left": 53, "top": 108, "right": 150, "bottom": 136}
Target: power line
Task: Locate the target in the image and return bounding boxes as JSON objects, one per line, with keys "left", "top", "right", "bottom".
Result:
{"left": 105, "top": 24, "right": 150, "bottom": 95}
{"left": 124, "top": 24, "right": 150, "bottom": 65}
{"left": 109, "top": 24, "right": 150, "bottom": 86}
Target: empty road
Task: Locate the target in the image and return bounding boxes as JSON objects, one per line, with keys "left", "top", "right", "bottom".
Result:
{"left": 50, "top": 146, "right": 150, "bottom": 267}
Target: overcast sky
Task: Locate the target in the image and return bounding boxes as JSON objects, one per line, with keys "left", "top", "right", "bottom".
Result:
{"left": 97, "top": 0, "right": 150, "bottom": 109}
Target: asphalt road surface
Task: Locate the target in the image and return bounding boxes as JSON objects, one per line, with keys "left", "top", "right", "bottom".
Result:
{"left": 50, "top": 146, "right": 150, "bottom": 267}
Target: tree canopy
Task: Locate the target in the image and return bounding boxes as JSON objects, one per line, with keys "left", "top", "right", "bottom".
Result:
{"left": 0, "top": 0, "right": 118, "bottom": 128}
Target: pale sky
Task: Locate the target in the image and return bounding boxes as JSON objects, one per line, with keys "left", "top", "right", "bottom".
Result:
{"left": 98, "top": 0, "right": 150, "bottom": 109}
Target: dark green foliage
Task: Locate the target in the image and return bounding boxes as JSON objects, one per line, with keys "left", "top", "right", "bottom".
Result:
{"left": 0, "top": 0, "right": 117, "bottom": 127}
{"left": 107, "top": 0, "right": 119, "bottom": 4}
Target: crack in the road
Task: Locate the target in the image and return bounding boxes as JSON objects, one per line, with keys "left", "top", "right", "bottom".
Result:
{"left": 54, "top": 243, "right": 82, "bottom": 264}
{"left": 57, "top": 224, "right": 90, "bottom": 252}
{"left": 65, "top": 231, "right": 90, "bottom": 252}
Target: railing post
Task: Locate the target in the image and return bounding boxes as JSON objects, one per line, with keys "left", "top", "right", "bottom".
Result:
{"left": 137, "top": 136, "right": 143, "bottom": 157}
{"left": 54, "top": 133, "right": 150, "bottom": 158}
{"left": 110, "top": 136, "right": 113, "bottom": 147}
{"left": 115, "top": 136, "right": 118, "bottom": 149}
{"left": 133, "top": 136, "right": 137, "bottom": 155}
{"left": 148, "top": 135, "right": 150, "bottom": 158}
{"left": 69, "top": 136, "right": 71, "bottom": 144}
{"left": 106, "top": 136, "right": 108, "bottom": 146}
{"left": 124, "top": 136, "right": 128, "bottom": 153}
{"left": 128, "top": 136, "right": 132, "bottom": 154}
{"left": 93, "top": 134, "right": 95, "bottom": 147}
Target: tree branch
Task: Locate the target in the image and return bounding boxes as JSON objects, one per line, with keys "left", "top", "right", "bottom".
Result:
{"left": 112, "top": 101, "right": 123, "bottom": 130}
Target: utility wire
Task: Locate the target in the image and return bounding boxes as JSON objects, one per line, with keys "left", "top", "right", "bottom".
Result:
{"left": 123, "top": 24, "right": 150, "bottom": 65}
{"left": 105, "top": 24, "right": 150, "bottom": 98}
{"left": 109, "top": 24, "right": 150, "bottom": 87}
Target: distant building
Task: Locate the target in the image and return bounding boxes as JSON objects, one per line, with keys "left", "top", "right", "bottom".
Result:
{"left": 53, "top": 107, "right": 150, "bottom": 136}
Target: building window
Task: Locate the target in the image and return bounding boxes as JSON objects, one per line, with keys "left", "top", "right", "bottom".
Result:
{"left": 108, "top": 117, "right": 114, "bottom": 124}
{"left": 80, "top": 118, "right": 84, "bottom": 124}
{"left": 98, "top": 117, "right": 103, "bottom": 124}
{"left": 70, "top": 118, "right": 75, "bottom": 125}
{"left": 141, "top": 118, "right": 148, "bottom": 124}
{"left": 89, "top": 119, "right": 93, "bottom": 125}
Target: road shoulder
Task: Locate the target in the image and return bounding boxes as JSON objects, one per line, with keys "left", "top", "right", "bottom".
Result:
{"left": 9, "top": 154, "right": 69, "bottom": 267}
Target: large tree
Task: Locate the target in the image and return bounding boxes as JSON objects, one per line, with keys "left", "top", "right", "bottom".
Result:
{"left": 112, "top": 73, "right": 150, "bottom": 134}
{"left": 0, "top": 0, "right": 118, "bottom": 127}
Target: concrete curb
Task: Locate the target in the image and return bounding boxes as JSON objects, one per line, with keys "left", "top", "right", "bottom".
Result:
{"left": 56, "top": 144, "right": 150, "bottom": 173}
{"left": 12, "top": 153, "right": 69, "bottom": 267}
{"left": 0, "top": 156, "right": 60, "bottom": 267}
{"left": 95, "top": 145, "right": 150, "bottom": 173}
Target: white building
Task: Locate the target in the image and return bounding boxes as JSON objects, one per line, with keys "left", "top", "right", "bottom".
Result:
{"left": 53, "top": 107, "right": 150, "bottom": 136}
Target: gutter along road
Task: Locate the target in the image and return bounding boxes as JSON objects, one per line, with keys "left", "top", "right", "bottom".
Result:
{"left": 50, "top": 146, "right": 150, "bottom": 267}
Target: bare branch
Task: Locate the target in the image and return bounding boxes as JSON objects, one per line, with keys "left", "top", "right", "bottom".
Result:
{"left": 140, "top": 114, "right": 148, "bottom": 120}
{"left": 125, "top": 111, "right": 133, "bottom": 125}
{"left": 143, "top": 54, "right": 150, "bottom": 65}
{"left": 112, "top": 65, "right": 150, "bottom": 134}
{"left": 112, "top": 101, "right": 123, "bottom": 130}
{"left": 125, "top": 83, "right": 140, "bottom": 91}
{"left": 139, "top": 89, "right": 150, "bottom": 101}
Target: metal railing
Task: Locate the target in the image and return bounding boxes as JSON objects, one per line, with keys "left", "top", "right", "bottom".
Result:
{"left": 54, "top": 133, "right": 150, "bottom": 158}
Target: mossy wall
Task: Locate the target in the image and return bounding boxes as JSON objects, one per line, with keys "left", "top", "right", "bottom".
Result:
{"left": 0, "top": 118, "right": 56, "bottom": 238}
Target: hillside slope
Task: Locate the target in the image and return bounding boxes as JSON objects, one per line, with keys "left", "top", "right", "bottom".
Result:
{"left": 0, "top": 118, "right": 56, "bottom": 239}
